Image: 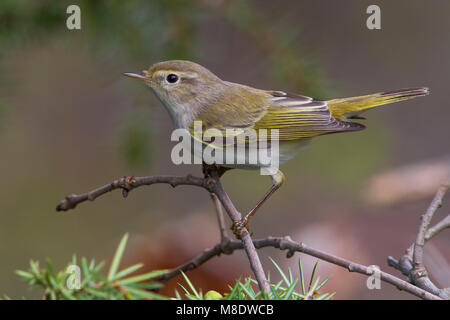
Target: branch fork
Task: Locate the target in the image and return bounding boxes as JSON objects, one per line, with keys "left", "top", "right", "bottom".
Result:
{"left": 388, "top": 183, "right": 450, "bottom": 299}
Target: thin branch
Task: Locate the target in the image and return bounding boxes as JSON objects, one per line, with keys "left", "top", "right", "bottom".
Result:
{"left": 56, "top": 175, "right": 212, "bottom": 211}
{"left": 210, "top": 193, "right": 229, "bottom": 244}
{"left": 411, "top": 184, "right": 449, "bottom": 298}
{"left": 208, "top": 170, "right": 271, "bottom": 294}
{"left": 155, "top": 236, "right": 441, "bottom": 300}
{"left": 413, "top": 184, "right": 448, "bottom": 267}
{"left": 388, "top": 183, "right": 450, "bottom": 299}
{"left": 425, "top": 213, "right": 450, "bottom": 241}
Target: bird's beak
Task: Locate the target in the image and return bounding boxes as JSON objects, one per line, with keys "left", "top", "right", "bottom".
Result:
{"left": 123, "top": 72, "right": 147, "bottom": 80}
{"left": 124, "top": 71, "right": 155, "bottom": 86}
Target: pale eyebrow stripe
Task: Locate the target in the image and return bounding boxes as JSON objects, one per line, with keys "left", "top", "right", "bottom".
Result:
{"left": 154, "top": 70, "right": 198, "bottom": 79}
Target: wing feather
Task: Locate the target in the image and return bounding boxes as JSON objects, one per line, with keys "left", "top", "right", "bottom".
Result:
{"left": 254, "top": 92, "right": 365, "bottom": 140}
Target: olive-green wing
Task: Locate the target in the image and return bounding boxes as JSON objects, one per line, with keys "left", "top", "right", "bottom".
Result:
{"left": 189, "top": 83, "right": 271, "bottom": 147}
{"left": 254, "top": 91, "right": 365, "bottom": 141}
{"left": 190, "top": 87, "right": 364, "bottom": 146}
{"left": 192, "top": 83, "right": 270, "bottom": 131}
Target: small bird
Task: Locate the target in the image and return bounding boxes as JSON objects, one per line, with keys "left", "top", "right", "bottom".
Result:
{"left": 124, "top": 60, "right": 429, "bottom": 233}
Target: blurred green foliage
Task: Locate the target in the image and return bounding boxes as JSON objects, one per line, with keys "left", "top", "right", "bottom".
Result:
{"left": 220, "top": 1, "right": 332, "bottom": 98}
{"left": 0, "top": 0, "right": 201, "bottom": 62}
{"left": 14, "top": 234, "right": 167, "bottom": 300}
{"left": 120, "top": 110, "right": 154, "bottom": 170}
{"left": 177, "top": 257, "right": 333, "bottom": 300}
{"left": 0, "top": 0, "right": 329, "bottom": 90}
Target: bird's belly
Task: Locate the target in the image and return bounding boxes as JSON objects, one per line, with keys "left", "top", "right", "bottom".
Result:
{"left": 212, "top": 138, "right": 312, "bottom": 170}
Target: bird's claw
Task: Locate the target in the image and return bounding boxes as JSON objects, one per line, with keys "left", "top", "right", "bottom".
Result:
{"left": 231, "top": 218, "right": 249, "bottom": 239}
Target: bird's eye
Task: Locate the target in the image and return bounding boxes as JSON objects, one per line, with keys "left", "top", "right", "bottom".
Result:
{"left": 166, "top": 74, "right": 179, "bottom": 83}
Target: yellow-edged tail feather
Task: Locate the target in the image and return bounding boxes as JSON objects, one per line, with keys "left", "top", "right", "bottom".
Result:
{"left": 328, "top": 87, "right": 429, "bottom": 120}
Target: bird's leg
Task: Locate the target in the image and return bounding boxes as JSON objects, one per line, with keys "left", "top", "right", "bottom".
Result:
{"left": 232, "top": 168, "right": 284, "bottom": 237}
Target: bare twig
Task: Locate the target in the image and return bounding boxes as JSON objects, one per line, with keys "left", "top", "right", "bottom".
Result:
{"left": 413, "top": 185, "right": 448, "bottom": 266}
{"left": 208, "top": 170, "right": 271, "bottom": 294}
{"left": 412, "top": 184, "right": 449, "bottom": 298}
{"left": 425, "top": 214, "right": 450, "bottom": 241}
{"left": 210, "top": 193, "right": 229, "bottom": 244}
{"left": 56, "top": 175, "right": 211, "bottom": 211}
{"left": 388, "top": 183, "right": 450, "bottom": 299}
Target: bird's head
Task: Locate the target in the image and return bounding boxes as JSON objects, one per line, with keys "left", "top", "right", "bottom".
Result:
{"left": 124, "top": 60, "right": 225, "bottom": 127}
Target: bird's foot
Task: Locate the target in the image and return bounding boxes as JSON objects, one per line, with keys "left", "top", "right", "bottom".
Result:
{"left": 231, "top": 217, "right": 249, "bottom": 239}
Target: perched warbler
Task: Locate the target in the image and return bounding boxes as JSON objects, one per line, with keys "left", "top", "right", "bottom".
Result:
{"left": 124, "top": 60, "right": 429, "bottom": 232}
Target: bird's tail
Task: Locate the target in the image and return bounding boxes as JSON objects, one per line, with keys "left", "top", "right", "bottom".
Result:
{"left": 327, "top": 87, "right": 429, "bottom": 120}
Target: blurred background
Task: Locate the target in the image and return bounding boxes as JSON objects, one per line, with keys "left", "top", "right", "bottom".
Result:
{"left": 0, "top": 0, "right": 449, "bottom": 299}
